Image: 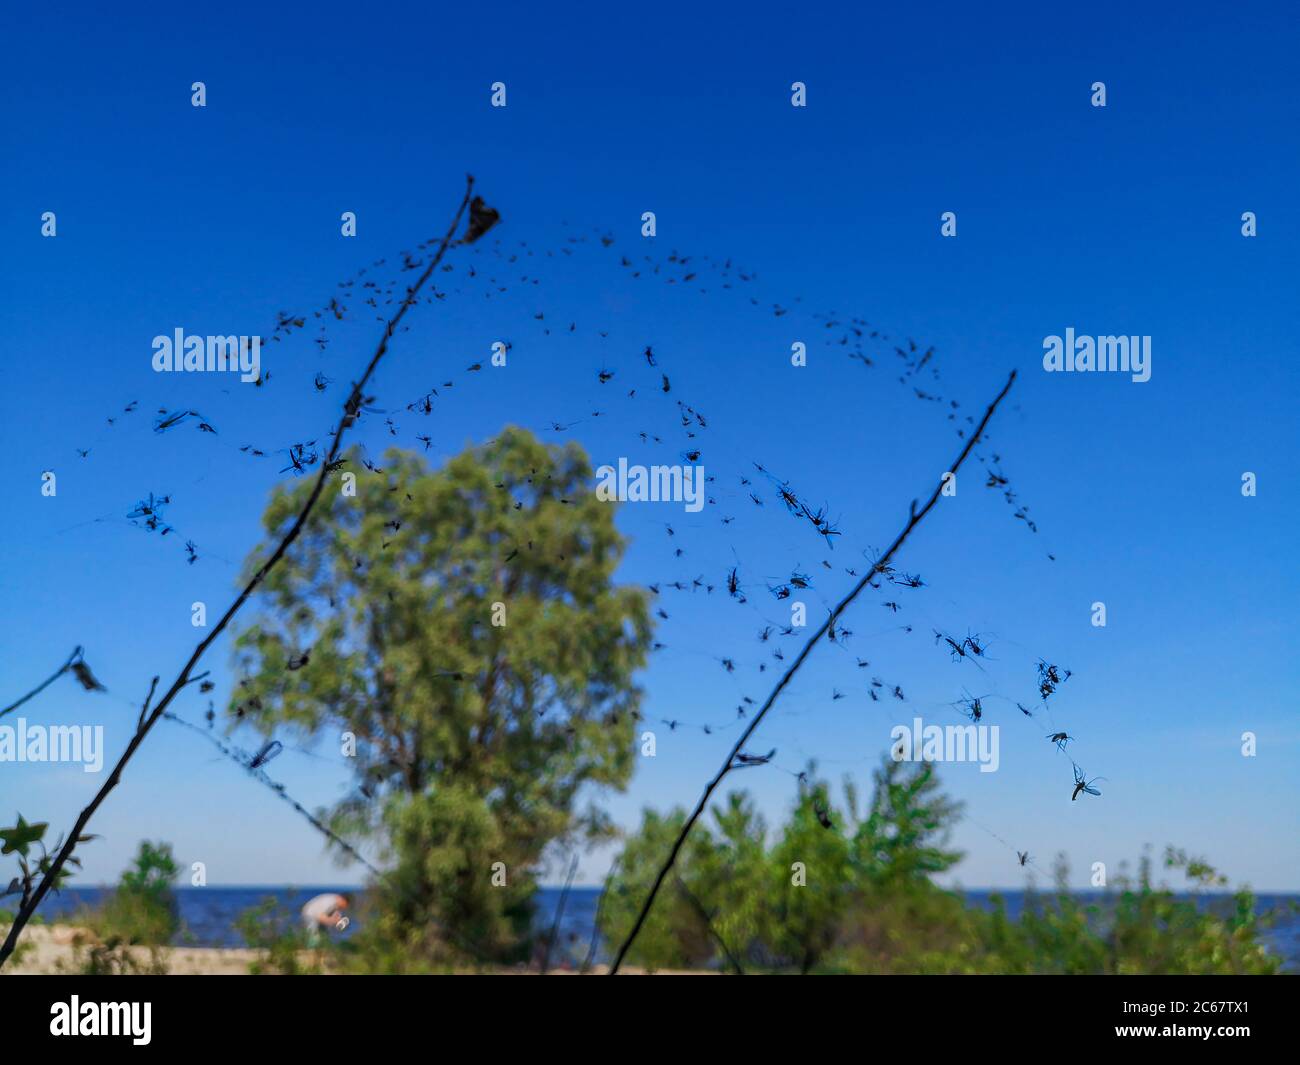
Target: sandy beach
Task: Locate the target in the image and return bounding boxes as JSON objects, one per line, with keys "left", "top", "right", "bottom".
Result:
{"left": 3, "top": 925, "right": 267, "bottom": 976}
{"left": 1, "top": 925, "right": 702, "bottom": 975}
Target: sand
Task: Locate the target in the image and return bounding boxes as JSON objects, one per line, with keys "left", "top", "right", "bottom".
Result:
{"left": 1, "top": 924, "right": 704, "bottom": 975}
{"left": 3, "top": 925, "right": 268, "bottom": 976}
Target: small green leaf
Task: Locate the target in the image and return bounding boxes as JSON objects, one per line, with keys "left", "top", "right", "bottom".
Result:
{"left": 0, "top": 815, "right": 48, "bottom": 857}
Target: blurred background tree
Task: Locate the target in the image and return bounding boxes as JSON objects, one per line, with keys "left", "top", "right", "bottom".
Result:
{"left": 600, "top": 757, "right": 1283, "bottom": 974}
{"left": 228, "top": 427, "right": 651, "bottom": 966}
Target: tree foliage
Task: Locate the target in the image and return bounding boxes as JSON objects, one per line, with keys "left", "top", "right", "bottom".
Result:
{"left": 228, "top": 428, "right": 651, "bottom": 963}
{"left": 601, "top": 758, "right": 1283, "bottom": 974}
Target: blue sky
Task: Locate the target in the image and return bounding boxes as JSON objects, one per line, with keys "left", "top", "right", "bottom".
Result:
{"left": 2, "top": 1, "right": 1298, "bottom": 893}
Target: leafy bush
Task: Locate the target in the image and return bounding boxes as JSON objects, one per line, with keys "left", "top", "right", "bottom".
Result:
{"left": 71, "top": 840, "right": 180, "bottom": 975}
{"left": 601, "top": 758, "right": 1284, "bottom": 975}
{"left": 234, "top": 896, "right": 324, "bottom": 975}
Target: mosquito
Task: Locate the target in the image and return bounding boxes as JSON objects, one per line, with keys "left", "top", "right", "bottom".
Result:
{"left": 726, "top": 568, "right": 740, "bottom": 598}
{"left": 935, "top": 630, "right": 967, "bottom": 661}
{"left": 1037, "top": 660, "right": 1072, "bottom": 699}
{"left": 1071, "top": 764, "right": 1104, "bottom": 801}
{"left": 71, "top": 660, "right": 106, "bottom": 692}
{"left": 248, "top": 740, "right": 283, "bottom": 770}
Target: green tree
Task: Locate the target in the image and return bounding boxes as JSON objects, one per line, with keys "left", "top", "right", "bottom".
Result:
{"left": 849, "top": 758, "right": 964, "bottom": 886}
{"left": 767, "top": 781, "right": 853, "bottom": 972}
{"left": 687, "top": 793, "right": 770, "bottom": 971}
{"left": 75, "top": 840, "right": 180, "bottom": 975}
{"left": 596, "top": 808, "right": 714, "bottom": 971}
{"left": 602, "top": 760, "right": 1284, "bottom": 975}
{"left": 228, "top": 429, "right": 651, "bottom": 964}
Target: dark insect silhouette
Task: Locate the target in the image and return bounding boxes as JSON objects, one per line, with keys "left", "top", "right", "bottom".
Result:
{"left": 248, "top": 740, "right": 284, "bottom": 769}
{"left": 286, "top": 650, "right": 311, "bottom": 671}
{"left": 813, "top": 797, "right": 833, "bottom": 829}
{"left": 462, "top": 196, "right": 501, "bottom": 244}
{"left": 153, "top": 409, "right": 201, "bottom": 433}
{"left": 1047, "top": 732, "right": 1072, "bottom": 751}
{"left": 1017, "top": 850, "right": 1030, "bottom": 867}
{"left": 1037, "top": 660, "right": 1071, "bottom": 699}
{"left": 1071, "top": 764, "right": 1104, "bottom": 801}
{"left": 935, "top": 630, "right": 967, "bottom": 661}
{"left": 733, "top": 748, "right": 776, "bottom": 768}
{"left": 71, "top": 660, "right": 106, "bottom": 692}
{"left": 127, "top": 493, "right": 173, "bottom": 534}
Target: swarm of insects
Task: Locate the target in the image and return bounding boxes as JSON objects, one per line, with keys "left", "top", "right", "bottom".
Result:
{"left": 1037, "top": 660, "right": 1071, "bottom": 699}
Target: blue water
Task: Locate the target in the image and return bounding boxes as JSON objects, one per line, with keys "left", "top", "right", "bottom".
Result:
{"left": 32, "top": 886, "right": 1299, "bottom": 970}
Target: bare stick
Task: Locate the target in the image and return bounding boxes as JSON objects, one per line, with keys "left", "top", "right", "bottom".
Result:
{"left": 539, "top": 853, "right": 580, "bottom": 973}
{"left": 580, "top": 854, "right": 620, "bottom": 973}
{"left": 137, "top": 676, "right": 159, "bottom": 733}
{"left": 607, "top": 369, "right": 1017, "bottom": 974}
{"left": 0, "top": 177, "right": 476, "bottom": 970}
{"left": 0, "top": 646, "right": 82, "bottom": 721}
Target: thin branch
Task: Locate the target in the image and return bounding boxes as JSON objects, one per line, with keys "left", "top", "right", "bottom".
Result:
{"left": 539, "top": 853, "right": 580, "bottom": 973}
{"left": 580, "top": 854, "right": 620, "bottom": 973}
{"left": 137, "top": 676, "right": 159, "bottom": 734}
{"left": 0, "top": 176, "right": 476, "bottom": 970}
{"left": 161, "top": 711, "right": 382, "bottom": 876}
{"left": 0, "top": 646, "right": 82, "bottom": 721}
{"left": 607, "top": 369, "right": 1017, "bottom": 974}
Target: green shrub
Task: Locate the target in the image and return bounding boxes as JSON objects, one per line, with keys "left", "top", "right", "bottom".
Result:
{"left": 71, "top": 840, "right": 180, "bottom": 975}
{"left": 602, "top": 759, "right": 1285, "bottom": 975}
